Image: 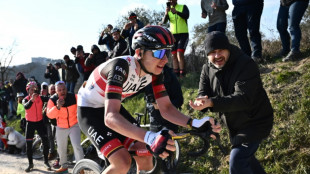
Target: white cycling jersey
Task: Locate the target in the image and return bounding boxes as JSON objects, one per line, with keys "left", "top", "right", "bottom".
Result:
{"left": 77, "top": 56, "right": 167, "bottom": 108}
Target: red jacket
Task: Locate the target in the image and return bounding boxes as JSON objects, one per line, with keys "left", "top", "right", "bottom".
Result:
{"left": 23, "top": 96, "right": 47, "bottom": 122}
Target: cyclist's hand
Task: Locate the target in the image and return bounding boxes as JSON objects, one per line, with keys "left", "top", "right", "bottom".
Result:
{"left": 144, "top": 129, "right": 174, "bottom": 157}
{"left": 191, "top": 116, "right": 211, "bottom": 131}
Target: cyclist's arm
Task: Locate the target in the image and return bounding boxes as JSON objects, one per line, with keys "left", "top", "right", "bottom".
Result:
{"left": 156, "top": 96, "right": 189, "bottom": 128}
{"left": 105, "top": 99, "right": 147, "bottom": 143}
{"left": 152, "top": 74, "right": 190, "bottom": 127}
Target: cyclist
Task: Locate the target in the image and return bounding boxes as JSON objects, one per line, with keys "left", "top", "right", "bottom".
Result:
{"left": 77, "top": 25, "right": 220, "bottom": 174}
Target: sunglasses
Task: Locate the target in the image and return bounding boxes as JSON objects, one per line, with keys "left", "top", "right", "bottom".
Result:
{"left": 55, "top": 81, "right": 65, "bottom": 85}
{"left": 147, "top": 49, "right": 170, "bottom": 59}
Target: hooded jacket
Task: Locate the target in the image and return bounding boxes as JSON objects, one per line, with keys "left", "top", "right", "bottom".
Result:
{"left": 198, "top": 44, "right": 273, "bottom": 146}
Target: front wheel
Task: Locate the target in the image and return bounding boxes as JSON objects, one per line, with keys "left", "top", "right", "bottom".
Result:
{"left": 72, "top": 159, "right": 103, "bottom": 174}
{"left": 161, "top": 140, "right": 180, "bottom": 172}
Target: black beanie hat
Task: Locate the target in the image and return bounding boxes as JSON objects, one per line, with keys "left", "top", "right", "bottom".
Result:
{"left": 204, "top": 31, "right": 230, "bottom": 56}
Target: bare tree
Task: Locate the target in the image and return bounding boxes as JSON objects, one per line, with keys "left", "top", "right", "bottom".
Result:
{"left": 0, "top": 41, "right": 17, "bottom": 82}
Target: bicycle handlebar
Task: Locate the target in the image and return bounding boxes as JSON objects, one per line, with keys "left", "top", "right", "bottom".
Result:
{"left": 172, "top": 120, "right": 226, "bottom": 157}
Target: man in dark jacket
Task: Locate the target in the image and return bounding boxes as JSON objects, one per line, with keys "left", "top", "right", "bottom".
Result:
{"left": 63, "top": 55, "right": 80, "bottom": 93}
{"left": 44, "top": 63, "right": 60, "bottom": 84}
{"left": 121, "top": 13, "right": 144, "bottom": 56}
{"left": 13, "top": 72, "right": 28, "bottom": 96}
{"left": 85, "top": 45, "right": 108, "bottom": 68}
{"left": 108, "top": 28, "right": 129, "bottom": 59}
{"left": 98, "top": 24, "right": 115, "bottom": 51}
{"left": 75, "top": 45, "right": 95, "bottom": 81}
{"left": 190, "top": 31, "right": 273, "bottom": 174}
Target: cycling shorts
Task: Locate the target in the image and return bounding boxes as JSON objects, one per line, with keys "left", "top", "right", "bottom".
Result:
{"left": 77, "top": 106, "right": 138, "bottom": 158}
{"left": 171, "top": 33, "right": 189, "bottom": 54}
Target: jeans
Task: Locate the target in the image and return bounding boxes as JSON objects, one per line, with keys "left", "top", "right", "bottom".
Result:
{"left": 230, "top": 141, "right": 266, "bottom": 174}
{"left": 232, "top": 3, "right": 263, "bottom": 58}
{"left": 277, "top": 1, "right": 309, "bottom": 52}
{"left": 66, "top": 82, "right": 76, "bottom": 94}
{"left": 208, "top": 22, "right": 227, "bottom": 33}
{"left": 8, "top": 99, "right": 15, "bottom": 116}
{"left": 46, "top": 123, "right": 56, "bottom": 153}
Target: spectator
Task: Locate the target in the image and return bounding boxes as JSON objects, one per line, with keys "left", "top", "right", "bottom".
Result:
{"left": 5, "top": 81, "right": 16, "bottom": 119}
{"left": 144, "top": 65, "right": 183, "bottom": 133}
{"left": 46, "top": 81, "right": 84, "bottom": 173}
{"left": 23, "top": 81, "right": 51, "bottom": 172}
{"left": 71, "top": 47, "right": 84, "bottom": 77}
{"left": 0, "top": 82, "right": 9, "bottom": 120}
{"left": 0, "top": 116, "right": 8, "bottom": 151}
{"left": 12, "top": 72, "right": 28, "bottom": 96}
{"left": 121, "top": 13, "right": 144, "bottom": 55}
{"left": 40, "top": 82, "right": 49, "bottom": 96}
{"left": 55, "top": 62, "right": 66, "bottom": 82}
{"left": 63, "top": 55, "right": 80, "bottom": 94}
{"left": 44, "top": 63, "right": 60, "bottom": 84}
{"left": 232, "top": 0, "right": 264, "bottom": 63}
{"left": 201, "top": 0, "right": 229, "bottom": 33}
{"left": 277, "top": 0, "right": 309, "bottom": 62}
{"left": 189, "top": 31, "right": 273, "bottom": 174}
{"left": 4, "top": 127, "right": 26, "bottom": 154}
{"left": 85, "top": 44, "right": 108, "bottom": 67}
{"left": 48, "top": 84, "right": 60, "bottom": 167}
{"left": 40, "top": 82, "right": 57, "bottom": 161}
{"left": 16, "top": 92, "right": 26, "bottom": 133}
{"left": 98, "top": 24, "right": 115, "bottom": 51}
{"left": 162, "top": 0, "right": 190, "bottom": 77}
{"left": 108, "top": 28, "right": 130, "bottom": 58}
{"left": 75, "top": 45, "right": 95, "bottom": 81}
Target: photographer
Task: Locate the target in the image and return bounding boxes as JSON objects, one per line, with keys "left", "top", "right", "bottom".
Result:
{"left": 98, "top": 24, "right": 115, "bottom": 51}
{"left": 162, "top": 0, "right": 190, "bottom": 77}
{"left": 121, "top": 13, "right": 144, "bottom": 55}
{"left": 22, "top": 82, "right": 51, "bottom": 172}
{"left": 44, "top": 63, "right": 60, "bottom": 84}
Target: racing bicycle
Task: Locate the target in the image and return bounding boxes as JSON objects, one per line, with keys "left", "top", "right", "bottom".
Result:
{"left": 73, "top": 118, "right": 223, "bottom": 174}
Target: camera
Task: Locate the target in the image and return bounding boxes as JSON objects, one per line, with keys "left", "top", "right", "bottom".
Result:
{"left": 34, "top": 88, "right": 40, "bottom": 94}
{"left": 166, "top": 2, "right": 171, "bottom": 7}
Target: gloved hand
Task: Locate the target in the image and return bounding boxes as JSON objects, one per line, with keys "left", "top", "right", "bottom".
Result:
{"left": 190, "top": 116, "right": 212, "bottom": 132}
{"left": 144, "top": 129, "right": 171, "bottom": 156}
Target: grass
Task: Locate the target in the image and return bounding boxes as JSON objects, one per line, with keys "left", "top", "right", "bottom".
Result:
{"left": 6, "top": 39, "right": 310, "bottom": 173}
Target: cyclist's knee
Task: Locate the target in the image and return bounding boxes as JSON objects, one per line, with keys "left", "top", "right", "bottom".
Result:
{"left": 108, "top": 149, "right": 132, "bottom": 173}
{"left": 135, "top": 156, "right": 153, "bottom": 171}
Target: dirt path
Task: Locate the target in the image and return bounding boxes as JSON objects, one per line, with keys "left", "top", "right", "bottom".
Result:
{"left": 0, "top": 152, "right": 74, "bottom": 174}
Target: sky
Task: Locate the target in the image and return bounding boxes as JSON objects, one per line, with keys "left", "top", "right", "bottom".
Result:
{"left": 0, "top": 0, "right": 280, "bottom": 66}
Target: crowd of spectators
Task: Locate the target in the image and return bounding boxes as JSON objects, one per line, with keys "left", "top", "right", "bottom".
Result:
{"left": 0, "top": 0, "right": 308, "bottom": 173}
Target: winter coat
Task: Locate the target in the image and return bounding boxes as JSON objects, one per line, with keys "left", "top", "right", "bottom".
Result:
{"left": 198, "top": 44, "right": 273, "bottom": 146}
{"left": 46, "top": 93, "right": 78, "bottom": 128}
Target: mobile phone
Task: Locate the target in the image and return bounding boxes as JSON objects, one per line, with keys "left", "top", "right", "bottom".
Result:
{"left": 34, "top": 88, "right": 40, "bottom": 94}
{"left": 166, "top": 2, "right": 171, "bottom": 7}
